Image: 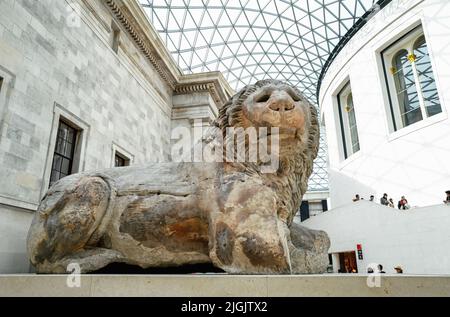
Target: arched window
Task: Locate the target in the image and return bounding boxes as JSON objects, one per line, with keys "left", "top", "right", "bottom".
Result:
{"left": 413, "top": 36, "right": 442, "bottom": 117}
{"left": 382, "top": 26, "right": 442, "bottom": 131}
{"left": 392, "top": 49, "right": 422, "bottom": 127}
{"left": 337, "top": 82, "right": 360, "bottom": 160}
{"left": 346, "top": 93, "right": 360, "bottom": 154}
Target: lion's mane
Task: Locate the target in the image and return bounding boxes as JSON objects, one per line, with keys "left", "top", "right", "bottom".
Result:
{"left": 209, "top": 79, "right": 320, "bottom": 225}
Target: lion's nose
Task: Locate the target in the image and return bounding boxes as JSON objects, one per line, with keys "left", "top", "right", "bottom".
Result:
{"left": 268, "top": 91, "right": 295, "bottom": 112}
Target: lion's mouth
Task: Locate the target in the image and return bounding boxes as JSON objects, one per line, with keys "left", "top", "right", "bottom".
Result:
{"left": 266, "top": 127, "right": 300, "bottom": 139}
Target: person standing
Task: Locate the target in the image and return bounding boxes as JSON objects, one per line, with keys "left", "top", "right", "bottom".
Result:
{"left": 388, "top": 198, "right": 395, "bottom": 208}
{"left": 398, "top": 196, "right": 410, "bottom": 210}
{"left": 380, "top": 193, "right": 389, "bottom": 206}
{"left": 444, "top": 190, "right": 450, "bottom": 205}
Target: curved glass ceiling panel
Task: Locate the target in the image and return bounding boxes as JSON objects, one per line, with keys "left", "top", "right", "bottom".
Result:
{"left": 140, "top": 0, "right": 379, "bottom": 191}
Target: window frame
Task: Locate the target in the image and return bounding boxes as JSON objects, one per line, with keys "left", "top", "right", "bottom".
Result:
{"left": 0, "top": 68, "right": 37, "bottom": 210}
{"left": 40, "top": 103, "right": 90, "bottom": 197}
{"left": 336, "top": 81, "right": 360, "bottom": 160}
{"left": 0, "top": 66, "right": 15, "bottom": 145}
{"left": 381, "top": 25, "right": 443, "bottom": 132}
{"left": 49, "top": 120, "right": 79, "bottom": 186}
{"left": 111, "top": 142, "right": 134, "bottom": 168}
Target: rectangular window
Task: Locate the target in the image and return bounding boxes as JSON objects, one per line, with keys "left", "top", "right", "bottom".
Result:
{"left": 0, "top": 76, "right": 3, "bottom": 91}
{"left": 381, "top": 25, "right": 442, "bottom": 131}
{"left": 111, "top": 21, "right": 121, "bottom": 53}
{"left": 49, "top": 120, "right": 79, "bottom": 186}
{"left": 299, "top": 201, "right": 310, "bottom": 222}
{"left": 114, "top": 152, "right": 130, "bottom": 167}
{"left": 111, "top": 143, "right": 133, "bottom": 168}
{"left": 337, "top": 82, "right": 360, "bottom": 159}
{"left": 321, "top": 199, "right": 328, "bottom": 212}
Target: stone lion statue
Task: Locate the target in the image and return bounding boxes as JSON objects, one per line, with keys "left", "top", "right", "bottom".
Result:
{"left": 27, "top": 79, "right": 330, "bottom": 274}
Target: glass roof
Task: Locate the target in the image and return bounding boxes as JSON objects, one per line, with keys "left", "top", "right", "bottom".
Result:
{"left": 140, "top": 0, "right": 380, "bottom": 192}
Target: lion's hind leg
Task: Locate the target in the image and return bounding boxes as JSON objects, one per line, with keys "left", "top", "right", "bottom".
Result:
{"left": 27, "top": 175, "right": 115, "bottom": 273}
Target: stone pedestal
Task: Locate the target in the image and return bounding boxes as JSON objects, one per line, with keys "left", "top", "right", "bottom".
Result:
{"left": 1, "top": 275, "right": 449, "bottom": 297}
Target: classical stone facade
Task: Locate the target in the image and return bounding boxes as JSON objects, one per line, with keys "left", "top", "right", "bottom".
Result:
{"left": 0, "top": 0, "right": 231, "bottom": 273}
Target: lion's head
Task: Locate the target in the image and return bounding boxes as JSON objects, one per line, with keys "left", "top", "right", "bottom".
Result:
{"left": 216, "top": 79, "right": 319, "bottom": 165}
{"left": 212, "top": 79, "right": 320, "bottom": 224}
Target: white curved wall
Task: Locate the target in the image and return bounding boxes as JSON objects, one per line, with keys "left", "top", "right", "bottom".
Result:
{"left": 319, "top": 0, "right": 450, "bottom": 208}
{"left": 303, "top": 201, "right": 450, "bottom": 274}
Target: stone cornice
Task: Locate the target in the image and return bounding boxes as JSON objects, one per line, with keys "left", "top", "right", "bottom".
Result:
{"left": 176, "top": 72, "right": 234, "bottom": 108}
{"left": 104, "top": 0, "right": 235, "bottom": 107}
{"left": 79, "top": 0, "right": 112, "bottom": 33}
{"left": 105, "top": 0, "right": 180, "bottom": 89}
{"left": 175, "top": 82, "right": 221, "bottom": 111}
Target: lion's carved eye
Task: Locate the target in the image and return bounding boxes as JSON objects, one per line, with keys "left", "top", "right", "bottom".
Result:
{"left": 291, "top": 94, "right": 301, "bottom": 102}
{"left": 255, "top": 94, "right": 271, "bottom": 103}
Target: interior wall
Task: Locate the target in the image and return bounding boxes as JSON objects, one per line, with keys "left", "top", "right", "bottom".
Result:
{"left": 319, "top": 0, "right": 450, "bottom": 209}
{"left": 303, "top": 200, "right": 450, "bottom": 274}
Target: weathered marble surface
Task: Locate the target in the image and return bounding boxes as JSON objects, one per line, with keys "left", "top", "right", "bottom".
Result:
{"left": 27, "top": 80, "right": 330, "bottom": 274}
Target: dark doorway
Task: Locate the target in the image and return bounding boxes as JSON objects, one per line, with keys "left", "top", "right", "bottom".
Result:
{"left": 338, "top": 251, "right": 358, "bottom": 273}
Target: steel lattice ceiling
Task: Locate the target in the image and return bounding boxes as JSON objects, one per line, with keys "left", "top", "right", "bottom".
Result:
{"left": 140, "top": 0, "right": 380, "bottom": 191}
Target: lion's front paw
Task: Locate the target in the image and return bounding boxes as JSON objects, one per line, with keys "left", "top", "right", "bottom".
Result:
{"left": 288, "top": 222, "right": 330, "bottom": 274}
{"left": 289, "top": 244, "right": 329, "bottom": 274}
{"left": 289, "top": 222, "right": 330, "bottom": 253}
